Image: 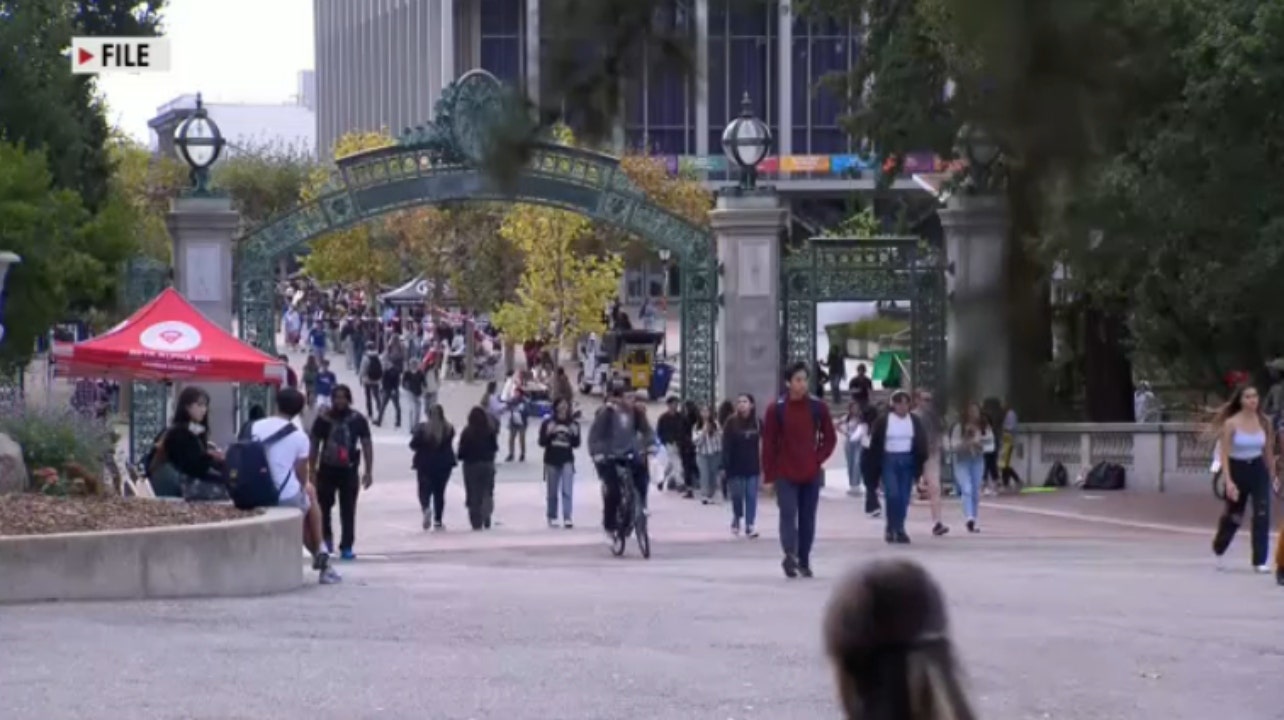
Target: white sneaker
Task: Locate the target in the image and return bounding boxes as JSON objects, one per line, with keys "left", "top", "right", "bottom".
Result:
{"left": 548, "top": 519, "right": 559, "bottom": 529}
{"left": 1254, "top": 564, "right": 1272, "bottom": 574}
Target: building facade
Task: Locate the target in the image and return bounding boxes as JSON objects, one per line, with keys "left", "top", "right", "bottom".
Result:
{"left": 314, "top": 0, "right": 867, "bottom": 166}
{"left": 148, "top": 95, "right": 316, "bottom": 159}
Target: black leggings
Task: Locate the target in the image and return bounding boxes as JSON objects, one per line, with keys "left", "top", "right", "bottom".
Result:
{"left": 983, "top": 452, "right": 999, "bottom": 482}
{"left": 417, "top": 469, "right": 450, "bottom": 523}
{"left": 1213, "top": 457, "right": 1272, "bottom": 566}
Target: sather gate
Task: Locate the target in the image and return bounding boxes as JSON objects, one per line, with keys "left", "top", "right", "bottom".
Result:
{"left": 235, "top": 70, "right": 718, "bottom": 409}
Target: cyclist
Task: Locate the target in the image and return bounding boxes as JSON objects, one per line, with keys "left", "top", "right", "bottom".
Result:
{"left": 588, "top": 384, "right": 651, "bottom": 535}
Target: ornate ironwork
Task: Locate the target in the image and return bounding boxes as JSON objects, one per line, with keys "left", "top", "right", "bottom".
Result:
{"left": 120, "top": 256, "right": 171, "bottom": 463}
{"left": 237, "top": 69, "right": 718, "bottom": 405}
{"left": 781, "top": 237, "right": 947, "bottom": 401}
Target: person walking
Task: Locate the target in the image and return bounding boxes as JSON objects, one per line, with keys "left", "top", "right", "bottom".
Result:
{"left": 458, "top": 406, "right": 499, "bottom": 530}
{"left": 410, "top": 404, "right": 455, "bottom": 531}
{"left": 359, "top": 342, "right": 383, "bottom": 418}
{"left": 302, "top": 354, "right": 320, "bottom": 408}
{"left": 949, "top": 402, "right": 992, "bottom": 533}
{"left": 376, "top": 336, "right": 404, "bottom": 428}
{"left": 721, "top": 393, "right": 762, "bottom": 538}
{"left": 838, "top": 401, "right": 865, "bottom": 498}
{"left": 857, "top": 406, "right": 881, "bottom": 517}
{"left": 502, "top": 371, "right": 529, "bottom": 462}
{"left": 679, "top": 401, "right": 700, "bottom": 498}
{"left": 913, "top": 390, "right": 950, "bottom": 537}
{"left": 539, "top": 397, "right": 581, "bottom": 528}
{"left": 1211, "top": 384, "right": 1279, "bottom": 574}
{"left": 308, "top": 385, "right": 374, "bottom": 560}
{"left": 402, "top": 361, "right": 426, "bottom": 432}
{"left": 761, "top": 362, "right": 838, "bottom": 578}
{"left": 655, "top": 397, "right": 685, "bottom": 492}
{"left": 421, "top": 351, "right": 442, "bottom": 410}
{"left": 867, "top": 390, "right": 928, "bottom": 545}
{"left": 999, "top": 401, "right": 1023, "bottom": 490}
{"left": 694, "top": 403, "right": 723, "bottom": 504}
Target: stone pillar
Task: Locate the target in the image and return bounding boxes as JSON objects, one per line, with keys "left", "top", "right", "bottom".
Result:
{"left": 710, "top": 192, "right": 787, "bottom": 408}
{"left": 694, "top": 0, "right": 709, "bottom": 157}
{"left": 940, "top": 193, "right": 1009, "bottom": 404}
{"left": 440, "top": 0, "right": 456, "bottom": 88}
{"left": 168, "top": 196, "right": 240, "bottom": 450}
{"left": 525, "top": 0, "right": 540, "bottom": 106}
{"left": 776, "top": 0, "right": 793, "bottom": 158}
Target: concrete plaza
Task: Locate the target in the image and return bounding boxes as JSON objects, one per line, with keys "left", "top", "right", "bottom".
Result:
{"left": 1, "top": 358, "right": 1281, "bottom": 720}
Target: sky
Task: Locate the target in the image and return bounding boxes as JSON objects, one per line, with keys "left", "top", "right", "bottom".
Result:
{"left": 96, "top": 0, "right": 314, "bottom": 143}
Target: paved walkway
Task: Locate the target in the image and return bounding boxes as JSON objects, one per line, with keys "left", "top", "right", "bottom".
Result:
{"left": 3, "top": 348, "right": 1282, "bottom": 719}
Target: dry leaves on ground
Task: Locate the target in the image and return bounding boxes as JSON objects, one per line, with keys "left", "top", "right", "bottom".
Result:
{"left": 0, "top": 494, "right": 258, "bottom": 536}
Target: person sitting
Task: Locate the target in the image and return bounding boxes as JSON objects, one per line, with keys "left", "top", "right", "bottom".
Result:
{"left": 245, "top": 388, "right": 340, "bottom": 585}
{"left": 150, "top": 386, "right": 227, "bottom": 500}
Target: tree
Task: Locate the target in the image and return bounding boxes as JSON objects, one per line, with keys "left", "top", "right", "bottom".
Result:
{"left": 589, "top": 154, "right": 713, "bottom": 264}
{"left": 108, "top": 135, "right": 188, "bottom": 262}
{"left": 383, "top": 207, "right": 457, "bottom": 309}
{"left": 0, "top": 143, "right": 102, "bottom": 368}
{"left": 298, "top": 131, "right": 400, "bottom": 298}
{"left": 492, "top": 202, "right": 622, "bottom": 353}
{"left": 214, "top": 142, "right": 319, "bottom": 230}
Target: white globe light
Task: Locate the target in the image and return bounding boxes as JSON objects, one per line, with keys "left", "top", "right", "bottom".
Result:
{"left": 181, "top": 117, "right": 217, "bottom": 167}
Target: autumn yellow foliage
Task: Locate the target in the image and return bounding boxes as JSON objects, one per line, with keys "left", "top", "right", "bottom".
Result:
{"left": 491, "top": 202, "right": 621, "bottom": 347}
{"left": 618, "top": 154, "right": 712, "bottom": 228}
{"left": 299, "top": 131, "right": 400, "bottom": 291}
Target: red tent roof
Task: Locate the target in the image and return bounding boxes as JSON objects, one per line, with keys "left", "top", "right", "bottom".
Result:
{"left": 53, "top": 287, "right": 286, "bottom": 385}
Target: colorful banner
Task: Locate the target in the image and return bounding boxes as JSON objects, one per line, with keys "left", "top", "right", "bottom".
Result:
{"left": 668, "top": 153, "right": 951, "bottom": 178}
{"left": 830, "top": 154, "right": 876, "bottom": 175}
{"left": 781, "top": 155, "right": 830, "bottom": 173}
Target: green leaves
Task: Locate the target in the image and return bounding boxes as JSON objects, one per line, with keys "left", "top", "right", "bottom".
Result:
{"left": 0, "top": 143, "right": 91, "bottom": 368}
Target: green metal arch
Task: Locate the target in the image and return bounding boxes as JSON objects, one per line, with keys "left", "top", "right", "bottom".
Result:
{"left": 235, "top": 138, "right": 718, "bottom": 409}
{"left": 238, "top": 141, "right": 713, "bottom": 266}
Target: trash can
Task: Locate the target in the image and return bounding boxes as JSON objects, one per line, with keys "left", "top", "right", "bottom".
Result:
{"left": 649, "top": 363, "right": 675, "bottom": 400}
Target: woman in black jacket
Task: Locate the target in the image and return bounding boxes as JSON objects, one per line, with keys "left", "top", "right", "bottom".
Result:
{"left": 154, "top": 386, "right": 227, "bottom": 499}
{"left": 866, "top": 390, "right": 928, "bottom": 544}
{"left": 409, "top": 403, "right": 456, "bottom": 531}
{"left": 538, "top": 398, "right": 581, "bottom": 528}
{"left": 720, "top": 393, "right": 762, "bottom": 538}
{"left": 457, "top": 406, "right": 499, "bottom": 530}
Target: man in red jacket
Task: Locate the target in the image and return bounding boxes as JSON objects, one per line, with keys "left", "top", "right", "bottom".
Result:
{"left": 762, "top": 361, "right": 838, "bottom": 578}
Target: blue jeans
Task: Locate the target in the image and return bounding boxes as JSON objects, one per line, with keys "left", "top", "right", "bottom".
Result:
{"left": 955, "top": 455, "right": 984, "bottom": 521}
{"left": 775, "top": 478, "right": 821, "bottom": 566}
{"left": 882, "top": 453, "right": 916, "bottom": 535}
{"left": 545, "top": 463, "right": 574, "bottom": 522}
{"left": 728, "top": 475, "right": 759, "bottom": 528}
{"left": 697, "top": 453, "right": 722, "bottom": 499}
{"left": 844, "top": 441, "right": 863, "bottom": 490}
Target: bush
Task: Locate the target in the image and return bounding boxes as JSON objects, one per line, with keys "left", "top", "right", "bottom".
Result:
{"left": 0, "top": 406, "right": 114, "bottom": 491}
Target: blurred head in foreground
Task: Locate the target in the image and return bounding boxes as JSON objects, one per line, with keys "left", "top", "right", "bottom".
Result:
{"left": 824, "top": 559, "right": 976, "bottom": 720}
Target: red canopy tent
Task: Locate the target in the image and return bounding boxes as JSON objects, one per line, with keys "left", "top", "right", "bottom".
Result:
{"left": 53, "top": 287, "right": 287, "bottom": 385}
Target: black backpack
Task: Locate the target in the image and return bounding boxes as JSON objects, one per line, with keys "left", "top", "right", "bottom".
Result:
{"left": 1043, "top": 461, "right": 1069, "bottom": 488}
{"left": 320, "top": 414, "right": 358, "bottom": 468}
{"left": 365, "top": 354, "right": 384, "bottom": 382}
{"left": 1083, "top": 461, "right": 1126, "bottom": 490}
{"left": 224, "top": 422, "right": 299, "bottom": 510}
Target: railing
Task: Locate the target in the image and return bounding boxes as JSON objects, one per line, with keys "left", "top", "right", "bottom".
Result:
{"left": 1008, "top": 423, "right": 1215, "bottom": 493}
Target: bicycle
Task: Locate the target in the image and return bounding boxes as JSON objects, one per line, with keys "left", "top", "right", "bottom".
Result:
{"left": 604, "top": 455, "right": 651, "bottom": 559}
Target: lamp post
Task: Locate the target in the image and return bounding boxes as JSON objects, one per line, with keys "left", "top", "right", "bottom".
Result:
{"left": 173, "top": 93, "right": 226, "bottom": 195}
{"left": 657, "top": 248, "right": 672, "bottom": 359}
{"left": 0, "top": 252, "right": 20, "bottom": 344}
{"left": 720, "top": 92, "right": 772, "bottom": 192}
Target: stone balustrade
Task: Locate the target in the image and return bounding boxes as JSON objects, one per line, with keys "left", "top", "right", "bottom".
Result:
{"left": 1009, "top": 423, "right": 1216, "bottom": 494}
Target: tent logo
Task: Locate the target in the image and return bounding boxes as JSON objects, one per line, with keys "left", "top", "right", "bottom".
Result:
{"left": 140, "top": 321, "right": 202, "bottom": 353}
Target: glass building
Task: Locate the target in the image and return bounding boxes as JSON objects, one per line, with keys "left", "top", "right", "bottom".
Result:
{"left": 315, "top": 0, "right": 864, "bottom": 161}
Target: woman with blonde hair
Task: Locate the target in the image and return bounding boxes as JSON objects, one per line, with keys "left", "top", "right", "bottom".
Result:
{"left": 823, "top": 558, "right": 978, "bottom": 720}
{"left": 1210, "top": 384, "right": 1279, "bottom": 574}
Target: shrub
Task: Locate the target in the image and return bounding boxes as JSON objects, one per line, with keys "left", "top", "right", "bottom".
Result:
{"left": 0, "top": 406, "right": 114, "bottom": 491}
